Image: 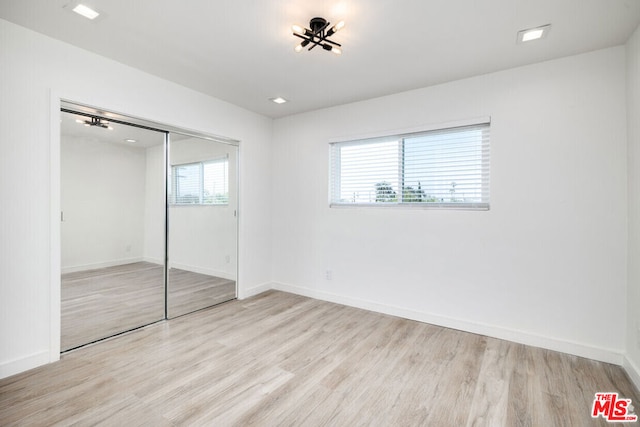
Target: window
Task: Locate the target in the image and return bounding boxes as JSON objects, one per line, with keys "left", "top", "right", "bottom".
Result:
{"left": 330, "top": 122, "right": 490, "bottom": 209}
{"left": 170, "top": 156, "right": 229, "bottom": 205}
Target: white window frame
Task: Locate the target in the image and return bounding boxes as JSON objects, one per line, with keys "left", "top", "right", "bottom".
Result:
{"left": 329, "top": 120, "right": 490, "bottom": 210}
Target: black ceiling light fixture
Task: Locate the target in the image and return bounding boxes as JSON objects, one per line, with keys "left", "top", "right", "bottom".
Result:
{"left": 292, "top": 17, "right": 344, "bottom": 55}
{"left": 76, "top": 116, "right": 114, "bottom": 130}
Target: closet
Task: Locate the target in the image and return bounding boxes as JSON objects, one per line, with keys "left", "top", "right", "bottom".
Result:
{"left": 60, "top": 102, "right": 238, "bottom": 351}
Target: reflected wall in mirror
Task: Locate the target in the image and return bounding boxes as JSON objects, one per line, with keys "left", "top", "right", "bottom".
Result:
{"left": 60, "top": 110, "right": 166, "bottom": 351}
{"left": 167, "top": 135, "right": 238, "bottom": 318}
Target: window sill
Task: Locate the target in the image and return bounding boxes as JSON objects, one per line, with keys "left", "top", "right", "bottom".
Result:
{"left": 329, "top": 202, "right": 490, "bottom": 211}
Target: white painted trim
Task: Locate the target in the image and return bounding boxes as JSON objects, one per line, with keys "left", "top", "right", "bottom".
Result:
{"left": 168, "top": 262, "right": 235, "bottom": 281}
{"left": 49, "top": 90, "right": 62, "bottom": 363}
{"left": 0, "top": 351, "right": 51, "bottom": 380}
{"left": 61, "top": 257, "right": 146, "bottom": 274}
{"left": 238, "top": 282, "right": 273, "bottom": 300}
{"left": 270, "top": 281, "right": 625, "bottom": 365}
{"left": 623, "top": 355, "right": 640, "bottom": 392}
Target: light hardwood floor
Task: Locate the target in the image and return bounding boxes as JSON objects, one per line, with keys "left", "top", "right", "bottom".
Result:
{"left": 61, "top": 262, "right": 235, "bottom": 350}
{"left": 3, "top": 291, "right": 639, "bottom": 426}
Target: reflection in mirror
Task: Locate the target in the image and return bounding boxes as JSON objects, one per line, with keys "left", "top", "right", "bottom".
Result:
{"left": 60, "top": 110, "right": 166, "bottom": 351}
{"left": 167, "top": 135, "right": 237, "bottom": 318}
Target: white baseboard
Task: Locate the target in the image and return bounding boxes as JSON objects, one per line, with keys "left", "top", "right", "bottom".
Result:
{"left": 623, "top": 355, "right": 640, "bottom": 392}
{"left": 270, "top": 281, "right": 624, "bottom": 366}
{"left": 169, "top": 262, "right": 235, "bottom": 281}
{"left": 61, "top": 257, "right": 144, "bottom": 274}
{"left": 0, "top": 351, "right": 51, "bottom": 380}
{"left": 142, "top": 257, "right": 164, "bottom": 265}
{"left": 238, "top": 282, "right": 273, "bottom": 300}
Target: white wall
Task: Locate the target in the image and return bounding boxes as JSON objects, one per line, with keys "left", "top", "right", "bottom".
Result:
{"left": 61, "top": 136, "right": 147, "bottom": 272}
{"left": 626, "top": 24, "right": 640, "bottom": 389}
{"left": 271, "top": 46, "right": 628, "bottom": 364}
{"left": 0, "top": 18, "right": 273, "bottom": 378}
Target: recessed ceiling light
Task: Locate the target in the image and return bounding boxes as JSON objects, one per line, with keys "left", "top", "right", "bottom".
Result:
{"left": 72, "top": 4, "right": 100, "bottom": 20}
{"left": 517, "top": 24, "right": 551, "bottom": 43}
{"left": 125, "top": 139, "right": 137, "bottom": 143}
{"left": 270, "top": 97, "right": 288, "bottom": 104}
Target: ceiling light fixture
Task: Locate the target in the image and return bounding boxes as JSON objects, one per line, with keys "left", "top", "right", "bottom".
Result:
{"left": 72, "top": 4, "right": 100, "bottom": 20}
{"left": 125, "top": 139, "right": 137, "bottom": 143}
{"left": 82, "top": 117, "right": 113, "bottom": 130}
{"left": 517, "top": 24, "right": 551, "bottom": 43}
{"left": 270, "top": 97, "right": 288, "bottom": 104}
{"left": 292, "top": 17, "right": 344, "bottom": 54}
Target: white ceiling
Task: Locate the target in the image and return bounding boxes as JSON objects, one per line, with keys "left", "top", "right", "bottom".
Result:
{"left": 2, "top": 0, "right": 639, "bottom": 118}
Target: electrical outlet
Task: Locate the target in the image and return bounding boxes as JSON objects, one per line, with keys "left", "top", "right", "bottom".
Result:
{"left": 325, "top": 270, "right": 333, "bottom": 281}
{"left": 125, "top": 244, "right": 131, "bottom": 253}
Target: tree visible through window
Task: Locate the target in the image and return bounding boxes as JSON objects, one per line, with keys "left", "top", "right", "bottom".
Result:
{"left": 330, "top": 123, "right": 490, "bottom": 209}
{"left": 170, "top": 157, "right": 228, "bottom": 205}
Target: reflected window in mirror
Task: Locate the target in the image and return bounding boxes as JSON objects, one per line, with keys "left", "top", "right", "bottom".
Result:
{"left": 169, "top": 155, "right": 229, "bottom": 205}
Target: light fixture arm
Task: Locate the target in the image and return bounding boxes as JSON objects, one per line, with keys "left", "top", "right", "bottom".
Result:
{"left": 293, "top": 32, "right": 342, "bottom": 49}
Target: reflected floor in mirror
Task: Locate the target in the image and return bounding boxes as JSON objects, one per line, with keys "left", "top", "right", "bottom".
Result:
{"left": 62, "top": 262, "right": 236, "bottom": 350}
{"left": 167, "top": 268, "right": 236, "bottom": 318}
{"left": 61, "top": 262, "right": 165, "bottom": 351}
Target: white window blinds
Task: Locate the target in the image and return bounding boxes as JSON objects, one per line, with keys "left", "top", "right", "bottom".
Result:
{"left": 330, "top": 123, "right": 490, "bottom": 209}
{"left": 173, "top": 163, "right": 201, "bottom": 204}
{"left": 170, "top": 156, "right": 229, "bottom": 205}
{"left": 203, "top": 159, "right": 229, "bottom": 204}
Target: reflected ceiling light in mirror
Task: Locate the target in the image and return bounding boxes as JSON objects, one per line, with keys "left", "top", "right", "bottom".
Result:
{"left": 79, "top": 116, "right": 113, "bottom": 130}
{"left": 292, "top": 17, "right": 344, "bottom": 54}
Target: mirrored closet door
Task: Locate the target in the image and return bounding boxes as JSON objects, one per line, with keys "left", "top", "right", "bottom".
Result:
{"left": 60, "top": 103, "right": 239, "bottom": 351}
{"left": 167, "top": 135, "right": 238, "bottom": 318}
{"left": 60, "top": 109, "right": 166, "bottom": 351}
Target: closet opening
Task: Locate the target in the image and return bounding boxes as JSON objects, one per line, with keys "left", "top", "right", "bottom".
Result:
{"left": 59, "top": 101, "right": 239, "bottom": 352}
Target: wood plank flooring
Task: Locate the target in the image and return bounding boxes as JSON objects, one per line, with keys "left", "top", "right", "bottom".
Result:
{"left": 3, "top": 291, "right": 639, "bottom": 426}
{"left": 62, "top": 262, "right": 236, "bottom": 351}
